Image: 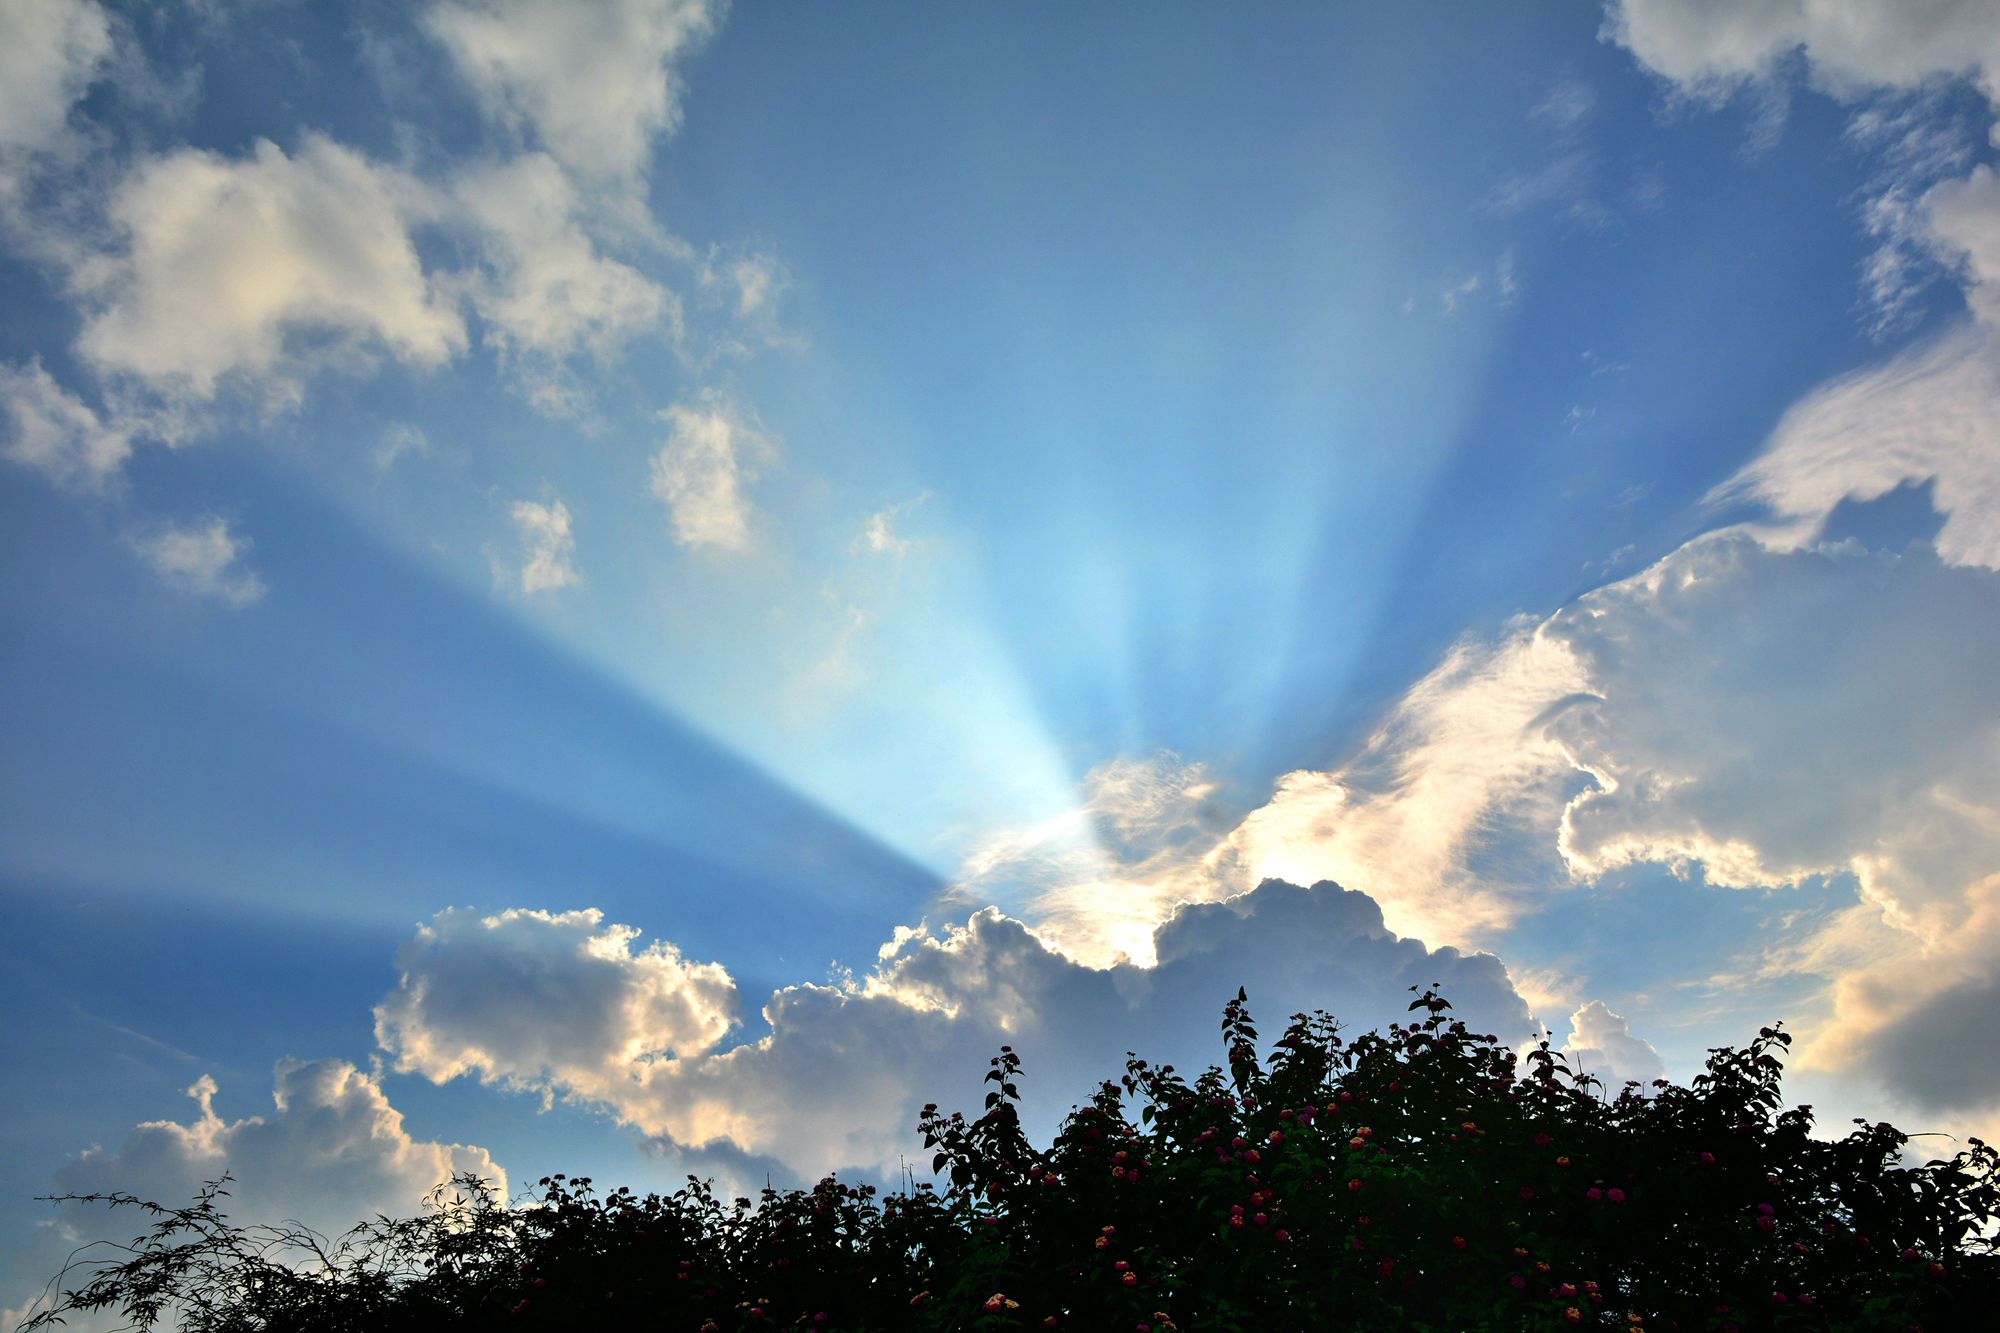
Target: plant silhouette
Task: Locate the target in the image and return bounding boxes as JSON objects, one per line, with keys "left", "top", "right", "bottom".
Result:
{"left": 19, "top": 986, "right": 1999, "bottom": 1331}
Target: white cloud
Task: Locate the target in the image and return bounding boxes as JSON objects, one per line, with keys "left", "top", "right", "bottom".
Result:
{"left": 0, "top": 359, "right": 132, "bottom": 491}
{"left": 508, "top": 496, "right": 581, "bottom": 594}
{"left": 649, "top": 390, "right": 772, "bottom": 552}
{"left": 127, "top": 516, "right": 266, "bottom": 606}
{"left": 453, "top": 152, "right": 672, "bottom": 376}
{"left": 76, "top": 136, "right": 464, "bottom": 402}
{"left": 0, "top": 0, "right": 110, "bottom": 159}
{"left": 1548, "top": 536, "right": 2000, "bottom": 927}
{"left": 1604, "top": 0, "right": 2000, "bottom": 107}
{"left": 51, "top": 1060, "right": 505, "bottom": 1237}
{"left": 1926, "top": 165, "right": 2000, "bottom": 331}
{"left": 426, "top": 0, "right": 720, "bottom": 185}
{"left": 1218, "top": 624, "right": 1590, "bottom": 950}
{"left": 1560, "top": 999, "right": 1668, "bottom": 1093}
{"left": 1606, "top": 2, "right": 2000, "bottom": 331}
{"left": 1711, "top": 323, "right": 2000, "bottom": 568}
{"left": 376, "top": 882, "right": 1537, "bottom": 1179}
{"left": 376, "top": 907, "right": 740, "bottom": 1101}
{"left": 1210, "top": 529, "right": 2000, "bottom": 1119}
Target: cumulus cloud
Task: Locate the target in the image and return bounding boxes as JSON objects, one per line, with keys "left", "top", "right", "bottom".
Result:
{"left": 1560, "top": 999, "right": 1668, "bottom": 1094}
{"left": 508, "top": 497, "right": 582, "bottom": 594}
{"left": 649, "top": 390, "right": 772, "bottom": 552}
{"left": 127, "top": 516, "right": 266, "bottom": 606}
{"left": 376, "top": 907, "right": 740, "bottom": 1103}
{"left": 52, "top": 1059, "right": 505, "bottom": 1236}
{"left": 0, "top": 359, "right": 132, "bottom": 490}
{"left": 1202, "top": 530, "right": 2000, "bottom": 1118}
{"left": 75, "top": 136, "right": 464, "bottom": 402}
{"left": 0, "top": 0, "right": 110, "bottom": 158}
{"left": 1711, "top": 324, "right": 2000, "bottom": 568}
{"left": 426, "top": 0, "right": 720, "bottom": 185}
{"left": 376, "top": 882, "right": 1537, "bottom": 1179}
{"left": 1547, "top": 537, "right": 2000, "bottom": 924}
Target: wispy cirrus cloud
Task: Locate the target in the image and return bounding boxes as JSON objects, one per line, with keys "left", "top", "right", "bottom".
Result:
{"left": 126, "top": 515, "right": 266, "bottom": 606}
{"left": 508, "top": 496, "right": 582, "bottom": 595}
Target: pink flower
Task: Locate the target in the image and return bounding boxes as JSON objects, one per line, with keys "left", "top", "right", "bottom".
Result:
{"left": 1587, "top": 1187, "right": 1603, "bottom": 1201}
{"left": 1757, "top": 1203, "right": 1775, "bottom": 1216}
{"left": 1607, "top": 1188, "right": 1625, "bottom": 1203}
{"left": 1510, "top": 1276, "right": 1528, "bottom": 1290}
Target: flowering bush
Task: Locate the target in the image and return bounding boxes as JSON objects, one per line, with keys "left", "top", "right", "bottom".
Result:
{"left": 22, "top": 986, "right": 1999, "bottom": 1331}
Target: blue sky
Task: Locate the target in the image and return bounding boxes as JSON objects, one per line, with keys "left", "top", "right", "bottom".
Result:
{"left": 6, "top": 0, "right": 2000, "bottom": 1320}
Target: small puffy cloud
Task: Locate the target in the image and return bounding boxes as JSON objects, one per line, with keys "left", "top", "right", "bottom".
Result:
{"left": 426, "top": 0, "right": 720, "bottom": 184}
{"left": 1711, "top": 324, "right": 2000, "bottom": 569}
{"left": 0, "top": 359, "right": 132, "bottom": 490}
{"left": 858, "top": 492, "right": 930, "bottom": 559}
{"left": 127, "top": 516, "right": 266, "bottom": 606}
{"left": 508, "top": 496, "right": 581, "bottom": 595}
{"left": 1604, "top": 0, "right": 2000, "bottom": 106}
{"left": 75, "top": 135, "right": 465, "bottom": 402}
{"left": 375, "top": 907, "right": 740, "bottom": 1101}
{"left": 1560, "top": 999, "right": 1667, "bottom": 1093}
{"left": 52, "top": 1059, "right": 505, "bottom": 1236}
{"left": 454, "top": 152, "right": 672, "bottom": 371}
{"left": 0, "top": 0, "right": 110, "bottom": 157}
{"left": 649, "top": 390, "right": 773, "bottom": 552}
{"left": 377, "top": 882, "right": 1537, "bottom": 1179}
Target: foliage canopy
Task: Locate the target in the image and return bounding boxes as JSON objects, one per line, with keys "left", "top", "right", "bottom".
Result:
{"left": 21, "top": 986, "right": 1999, "bottom": 1332}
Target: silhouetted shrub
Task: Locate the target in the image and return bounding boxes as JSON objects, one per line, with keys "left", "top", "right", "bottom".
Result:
{"left": 21, "top": 986, "right": 1999, "bottom": 1331}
